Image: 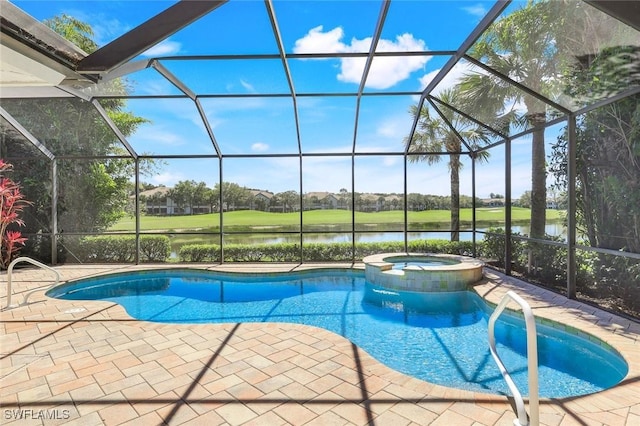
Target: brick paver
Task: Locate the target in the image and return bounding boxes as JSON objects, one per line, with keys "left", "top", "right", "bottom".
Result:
{"left": 1, "top": 263, "right": 639, "bottom": 425}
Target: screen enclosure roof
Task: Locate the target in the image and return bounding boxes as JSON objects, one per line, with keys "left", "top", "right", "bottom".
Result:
{"left": 1, "top": 0, "right": 639, "bottom": 160}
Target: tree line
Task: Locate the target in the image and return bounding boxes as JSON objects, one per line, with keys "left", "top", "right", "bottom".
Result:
{"left": 138, "top": 180, "right": 499, "bottom": 214}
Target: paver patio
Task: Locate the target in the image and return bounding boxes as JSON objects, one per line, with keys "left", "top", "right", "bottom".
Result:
{"left": 1, "top": 263, "right": 639, "bottom": 425}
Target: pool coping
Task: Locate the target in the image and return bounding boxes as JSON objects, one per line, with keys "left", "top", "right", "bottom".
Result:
{"left": 362, "top": 252, "right": 484, "bottom": 272}
{"left": 2, "top": 263, "right": 640, "bottom": 425}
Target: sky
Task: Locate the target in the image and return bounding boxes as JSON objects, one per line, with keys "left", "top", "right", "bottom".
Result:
{"left": 10, "top": 0, "right": 557, "bottom": 199}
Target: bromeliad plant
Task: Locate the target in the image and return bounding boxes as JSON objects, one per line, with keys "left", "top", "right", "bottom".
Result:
{"left": 0, "top": 159, "right": 32, "bottom": 269}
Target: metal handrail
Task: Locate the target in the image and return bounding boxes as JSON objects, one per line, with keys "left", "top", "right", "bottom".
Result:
{"left": 4, "top": 257, "right": 61, "bottom": 309}
{"left": 487, "top": 291, "right": 539, "bottom": 426}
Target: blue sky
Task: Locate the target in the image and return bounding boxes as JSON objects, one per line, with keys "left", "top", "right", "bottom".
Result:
{"left": 11, "top": 0, "right": 549, "bottom": 198}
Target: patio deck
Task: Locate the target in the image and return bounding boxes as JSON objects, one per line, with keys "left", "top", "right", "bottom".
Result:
{"left": 1, "top": 263, "right": 639, "bottom": 425}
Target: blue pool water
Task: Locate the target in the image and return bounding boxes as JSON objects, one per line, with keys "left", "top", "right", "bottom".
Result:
{"left": 391, "top": 261, "right": 450, "bottom": 269}
{"left": 46, "top": 269, "right": 628, "bottom": 398}
{"left": 385, "top": 255, "right": 457, "bottom": 270}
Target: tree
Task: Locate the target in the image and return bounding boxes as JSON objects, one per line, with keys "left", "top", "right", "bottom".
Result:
{"left": 204, "top": 187, "right": 217, "bottom": 213}
{"left": 551, "top": 94, "right": 640, "bottom": 253}
{"left": 169, "top": 180, "right": 197, "bottom": 214}
{"left": 519, "top": 191, "right": 532, "bottom": 208}
{"left": 193, "top": 182, "right": 208, "bottom": 213}
{"left": 211, "top": 182, "right": 251, "bottom": 211}
{"left": 276, "top": 190, "right": 300, "bottom": 213}
{"left": 45, "top": 14, "right": 97, "bottom": 53}
{"left": 406, "top": 87, "right": 492, "bottom": 241}
{"left": 0, "top": 15, "right": 149, "bottom": 262}
{"left": 548, "top": 2, "right": 639, "bottom": 252}
{"left": 338, "top": 188, "right": 350, "bottom": 210}
{"left": 459, "top": 0, "right": 560, "bottom": 239}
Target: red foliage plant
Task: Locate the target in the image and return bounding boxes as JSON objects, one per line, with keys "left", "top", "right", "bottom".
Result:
{"left": 0, "top": 159, "right": 32, "bottom": 269}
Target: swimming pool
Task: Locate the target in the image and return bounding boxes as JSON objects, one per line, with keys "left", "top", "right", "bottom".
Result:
{"left": 46, "top": 269, "right": 628, "bottom": 398}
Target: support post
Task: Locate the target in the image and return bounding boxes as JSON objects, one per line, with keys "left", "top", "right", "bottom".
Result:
{"left": 505, "top": 139, "right": 512, "bottom": 275}
{"left": 471, "top": 152, "right": 477, "bottom": 258}
{"left": 51, "top": 159, "right": 58, "bottom": 265}
{"left": 134, "top": 159, "right": 140, "bottom": 265}
{"left": 567, "top": 115, "right": 577, "bottom": 299}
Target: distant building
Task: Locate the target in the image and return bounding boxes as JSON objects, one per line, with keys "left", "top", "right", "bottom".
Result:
{"left": 481, "top": 198, "right": 505, "bottom": 207}
{"left": 139, "top": 187, "right": 176, "bottom": 215}
{"left": 248, "top": 189, "right": 274, "bottom": 211}
{"left": 138, "top": 187, "right": 212, "bottom": 215}
{"left": 304, "top": 192, "right": 339, "bottom": 209}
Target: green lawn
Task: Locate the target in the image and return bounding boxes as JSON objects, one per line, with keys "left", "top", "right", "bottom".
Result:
{"left": 109, "top": 207, "right": 563, "bottom": 232}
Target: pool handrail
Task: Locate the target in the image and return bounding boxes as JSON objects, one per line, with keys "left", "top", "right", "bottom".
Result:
{"left": 487, "top": 290, "right": 539, "bottom": 426}
{"left": 4, "top": 256, "right": 61, "bottom": 309}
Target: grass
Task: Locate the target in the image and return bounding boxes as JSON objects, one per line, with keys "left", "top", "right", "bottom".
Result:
{"left": 109, "top": 207, "right": 564, "bottom": 232}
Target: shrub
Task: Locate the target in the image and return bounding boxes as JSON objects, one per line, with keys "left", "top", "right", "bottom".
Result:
{"left": 178, "top": 244, "right": 221, "bottom": 262}
{"left": 478, "top": 227, "right": 525, "bottom": 267}
{"left": 517, "top": 236, "right": 567, "bottom": 285}
{"left": 176, "top": 240, "right": 482, "bottom": 263}
{"left": 78, "top": 235, "right": 171, "bottom": 262}
{"left": 0, "top": 160, "right": 32, "bottom": 269}
{"left": 139, "top": 235, "right": 172, "bottom": 262}
{"left": 407, "top": 239, "right": 475, "bottom": 256}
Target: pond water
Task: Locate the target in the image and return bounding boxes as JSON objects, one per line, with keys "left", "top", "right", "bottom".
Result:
{"left": 221, "top": 223, "right": 566, "bottom": 245}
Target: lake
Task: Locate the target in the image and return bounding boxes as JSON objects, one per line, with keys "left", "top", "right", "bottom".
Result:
{"left": 218, "top": 223, "right": 566, "bottom": 245}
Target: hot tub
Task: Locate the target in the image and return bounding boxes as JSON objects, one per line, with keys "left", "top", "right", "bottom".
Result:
{"left": 363, "top": 252, "right": 484, "bottom": 292}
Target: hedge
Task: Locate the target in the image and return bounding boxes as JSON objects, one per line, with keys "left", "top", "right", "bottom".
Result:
{"left": 178, "top": 239, "right": 478, "bottom": 262}
{"left": 77, "top": 235, "right": 171, "bottom": 262}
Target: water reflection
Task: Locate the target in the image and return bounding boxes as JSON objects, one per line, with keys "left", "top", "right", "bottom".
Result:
{"left": 221, "top": 223, "right": 566, "bottom": 245}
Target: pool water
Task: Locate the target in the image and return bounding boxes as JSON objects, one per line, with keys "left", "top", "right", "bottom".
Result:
{"left": 47, "top": 270, "right": 628, "bottom": 398}
{"left": 390, "top": 261, "right": 451, "bottom": 269}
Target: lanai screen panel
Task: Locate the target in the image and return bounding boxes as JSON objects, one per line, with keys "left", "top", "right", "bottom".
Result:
{"left": 1, "top": 97, "right": 128, "bottom": 157}
{"left": 160, "top": 59, "right": 291, "bottom": 96}
{"left": 163, "top": 0, "right": 279, "bottom": 55}
{"left": 0, "top": 117, "right": 53, "bottom": 236}
{"left": 430, "top": 58, "right": 565, "bottom": 137}
{"left": 0, "top": 115, "right": 47, "bottom": 158}
{"left": 200, "top": 96, "right": 299, "bottom": 155}
{"left": 275, "top": 0, "right": 382, "bottom": 56}
{"left": 355, "top": 95, "right": 417, "bottom": 154}
{"left": 354, "top": 155, "right": 404, "bottom": 232}
{"left": 381, "top": 0, "right": 491, "bottom": 52}
{"left": 81, "top": 66, "right": 184, "bottom": 97}
{"left": 297, "top": 96, "right": 357, "bottom": 153}
{"left": 56, "top": 158, "right": 135, "bottom": 234}
{"left": 466, "top": 0, "right": 640, "bottom": 112}
{"left": 110, "top": 97, "right": 217, "bottom": 156}
{"left": 362, "top": 55, "right": 437, "bottom": 94}
{"left": 288, "top": 57, "right": 365, "bottom": 95}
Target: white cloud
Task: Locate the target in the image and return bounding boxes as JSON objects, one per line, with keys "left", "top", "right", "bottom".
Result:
{"left": 294, "top": 26, "right": 348, "bottom": 54}
{"left": 251, "top": 142, "right": 269, "bottom": 152}
{"left": 383, "top": 157, "right": 400, "bottom": 167}
{"left": 240, "top": 79, "right": 257, "bottom": 93}
{"left": 294, "top": 27, "right": 429, "bottom": 89}
{"left": 142, "top": 40, "right": 181, "bottom": 57}
{"left": 150, "top": 171, "right": 184, "bottom": 186}
{"left": 462, "top": 3, "right": 488, "bottom": 19}
{"left": 376, "top": 115, "right": 408, "bottom": 138}
{"left": 135, "top": 125, "right": 185, "bottom": 146}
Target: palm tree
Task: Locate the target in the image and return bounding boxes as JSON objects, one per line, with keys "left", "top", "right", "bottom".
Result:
{"left": 406, "top": 87, "right": 492, "bottom": 241}
{"left": 458, "top": 0, "right": 559, "bottom": 238}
